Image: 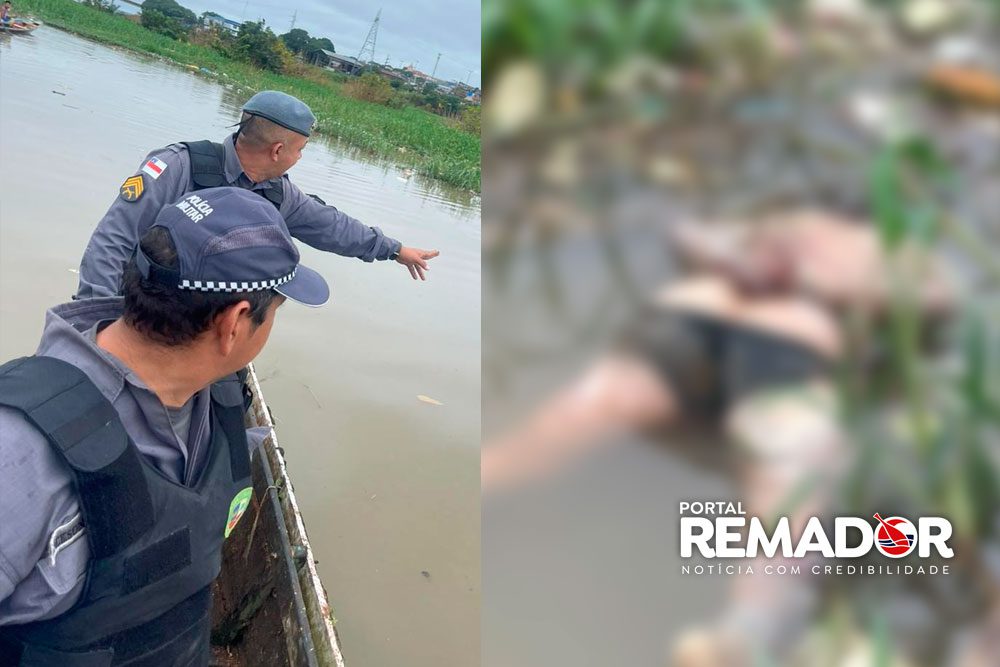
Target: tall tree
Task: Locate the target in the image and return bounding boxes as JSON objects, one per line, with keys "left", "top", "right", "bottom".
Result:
{"left": 280, "top": 28, "right": 311, "bottom": 54}
{"left": 235, "top": 21, "right": 284, "bottom": 72}
{"left": 143, "top": 0, "right": 197, "bottom": 27}
{"left": 303, "top": 36, "right": 335, "bottom": 62}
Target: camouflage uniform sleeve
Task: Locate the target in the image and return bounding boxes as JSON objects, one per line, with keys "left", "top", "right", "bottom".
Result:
{"left": 75, "top": 145, "right": 191, "bottom": 299}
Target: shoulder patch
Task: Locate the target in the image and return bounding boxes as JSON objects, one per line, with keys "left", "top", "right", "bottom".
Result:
{"left": 120, "top": 175, "right": 145, "bottom": 202}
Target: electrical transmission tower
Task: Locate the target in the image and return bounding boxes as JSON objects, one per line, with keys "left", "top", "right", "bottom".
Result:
{"left": 356, "top": 9, "right": 381, "bottom": 64}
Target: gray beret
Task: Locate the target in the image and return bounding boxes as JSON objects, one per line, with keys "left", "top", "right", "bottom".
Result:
{"left": 242, "top": 90, "right": 316, "bottom": 137}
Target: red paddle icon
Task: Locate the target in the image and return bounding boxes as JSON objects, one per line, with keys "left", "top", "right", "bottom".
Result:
{"left": 872, "top": 512, "right": 918, "bottom": 557}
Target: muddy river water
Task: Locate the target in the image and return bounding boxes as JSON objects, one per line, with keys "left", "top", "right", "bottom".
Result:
{"left": 0, "top": 27, "right": 479, "bottom": 667}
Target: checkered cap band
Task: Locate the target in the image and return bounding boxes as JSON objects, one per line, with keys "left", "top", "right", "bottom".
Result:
{"left": 178, "top": 269, "right": 296, "bottom": 293}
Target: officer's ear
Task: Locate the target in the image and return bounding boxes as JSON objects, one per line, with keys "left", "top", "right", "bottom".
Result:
{"left": 213, "top": 301, "right": 253, "bottom": 356}
{"left": 270, "top": 141, "right": 285, "bottom": 162}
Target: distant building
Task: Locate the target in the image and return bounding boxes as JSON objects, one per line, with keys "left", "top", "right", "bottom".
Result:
{"left": 374, "top": 65, "right": 406, "bottom": 83}
{"left": 449, "top": 83, "right": 480, "bottom": 104}
{"left": 403, "top": 65, "right": 430, "bottom": 82}
{"left": 202, "top": 12, "right": 240, "bottom": 34}
{"left": 321, "top": 51, "right": 363, "bottom": 75}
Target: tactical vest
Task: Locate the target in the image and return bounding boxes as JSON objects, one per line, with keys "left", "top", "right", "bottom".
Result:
{"left": 181, "top": 140, "right": 284, "bottom": 210}
{"left": 0, "top": 356, "right": 253, "bottom": 666}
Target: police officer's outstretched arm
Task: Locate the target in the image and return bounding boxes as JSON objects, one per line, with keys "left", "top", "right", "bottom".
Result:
{"left": 76, "top": 146, "right": 190, "bottom": 299}
{"left": 282, "top": 182, "right": 439, "bottom": 279}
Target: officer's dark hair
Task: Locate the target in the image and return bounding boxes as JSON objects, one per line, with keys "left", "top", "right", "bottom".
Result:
{"left": 236, "top": 113, "right": 296, "bottom": 149}
{"left": 121, "top": 226, "right": 279, "bottom": 346}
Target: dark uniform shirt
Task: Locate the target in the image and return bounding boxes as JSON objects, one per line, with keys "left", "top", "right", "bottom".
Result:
{"left": 76, "top": 135, "right": 402, "bottom": 298}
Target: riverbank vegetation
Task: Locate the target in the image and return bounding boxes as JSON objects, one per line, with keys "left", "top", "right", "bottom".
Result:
{"left": 18, "top": 0, "right": 480, "bottom": 191}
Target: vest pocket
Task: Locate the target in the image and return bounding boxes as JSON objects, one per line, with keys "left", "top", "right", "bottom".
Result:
{"left": 122, "top": 528, "right": 191, "bottom": 594}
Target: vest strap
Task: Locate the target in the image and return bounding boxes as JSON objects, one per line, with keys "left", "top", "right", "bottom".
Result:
{"left": 8, "top": 587, "right": 211, "bottom": 666}
{"left": 121, "top": 528, "right": 191, "bottom": 595}
{"left": 211, "top": 375, "right": 252, "bottom": 483}
{"left": 181, "top": 140, "right": 226, "bottom": 188}
{"left": 0, "top": 357, "right": 154, "bottom": 559}
{"left": 181, "top": 140, "right": 284, "bottom": 210}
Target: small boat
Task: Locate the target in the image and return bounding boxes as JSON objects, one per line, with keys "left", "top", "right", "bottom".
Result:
{"left": 211, "top": 364, "right": 346, "bottom": 666}
{"left": 0, "top": 17, "right": 40, "bottom": 34}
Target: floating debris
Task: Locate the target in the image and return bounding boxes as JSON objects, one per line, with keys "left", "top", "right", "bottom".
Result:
{"left": 926, "top": 64, "right": 1000, "bottom": 108}
{"left": 647, "top": 155, "right": 698, "bottom": 187}
{"left": 416, "top": 395, "right": 443, "bottom": 406}
{"left": 932, "top": 36, "right": 990, "bottom": 66}
{"left": 901, "top": 0, "right": 960, "bottom": 37}
{"left": 51, "top": 90, "right": 66, "bottom": 96}
{"left": 420, "top": 570, "right": 430, "bottom": 579}
{"left": 302, "top": 383, "right": 323, "bottom": 409}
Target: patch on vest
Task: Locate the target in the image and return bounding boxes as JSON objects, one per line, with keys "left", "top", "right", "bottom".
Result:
{"left": 120, "top": 175, "right": 145, "bottom": 202}
{"left": 225, "top": 486, "right": 253, "bottom": 538}
{"left": 47, "top": 512, "right": 85, "bottom": 566}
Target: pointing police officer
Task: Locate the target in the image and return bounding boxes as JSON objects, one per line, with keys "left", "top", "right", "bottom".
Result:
{"left": 76, "top": 90, "right": 440, "bottom": 299}
{"left": 0, "top": 187, "right": 328, "bottom": 664}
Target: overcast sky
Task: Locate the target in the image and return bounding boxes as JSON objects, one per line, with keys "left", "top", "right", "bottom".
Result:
{"left": 170, "top": 0, "right": 481, "bottom": 87}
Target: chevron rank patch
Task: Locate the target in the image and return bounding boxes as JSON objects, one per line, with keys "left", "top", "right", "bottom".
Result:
{"left": 120, "top": 175, "right": 145, "bottom": 202}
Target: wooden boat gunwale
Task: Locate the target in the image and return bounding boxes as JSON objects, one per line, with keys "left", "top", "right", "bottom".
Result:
{"left": 244, "top": 363, "right": 345, "bottom": 667}
{"left": 211, "top": 364, "right": 345, "bottom": 666}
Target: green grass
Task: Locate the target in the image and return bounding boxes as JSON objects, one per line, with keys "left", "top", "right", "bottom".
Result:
{"left": 18, "top": 0, "right": 481, "bottom": 191}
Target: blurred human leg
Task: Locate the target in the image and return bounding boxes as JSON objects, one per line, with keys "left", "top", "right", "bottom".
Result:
{"left": 482, "top": 352, "right": 678, "bottom": 493}
{"left": 483, "top": 277, "right": 841, "bottom": 493}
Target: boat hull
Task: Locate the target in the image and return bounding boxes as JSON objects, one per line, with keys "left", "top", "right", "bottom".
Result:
{"left": 210, "top": 364, "right": 344, "bottom": 666}
{"left": 1, "top": 19, "right": 40, "bottom": 34}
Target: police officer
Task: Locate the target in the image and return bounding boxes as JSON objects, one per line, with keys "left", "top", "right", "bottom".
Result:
{"left": 76, "top": 90, "right": 439, "bottom": 299}
{"left": 0, "top": 187, "right": 329, "bottom": 665}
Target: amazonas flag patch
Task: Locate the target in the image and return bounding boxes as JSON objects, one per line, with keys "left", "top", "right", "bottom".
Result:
{"left": 141, "top": 157, "right": 168, "bottom": 180}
